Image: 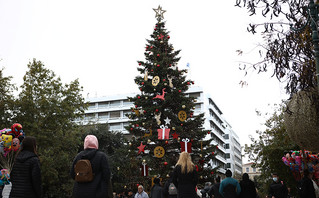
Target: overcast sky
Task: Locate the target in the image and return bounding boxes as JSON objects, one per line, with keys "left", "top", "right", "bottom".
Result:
{"left": 0, "top": 0, "right": 288, "bottom": 161}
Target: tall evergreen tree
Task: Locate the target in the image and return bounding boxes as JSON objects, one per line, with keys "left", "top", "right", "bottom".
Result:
{"left": 125, "top": 6, "right": 217, "bottom": 189}
{"left": 15, "top": 59, "right": 87, "bottom": 197}
{"left": 0, "top": 68, "right": 16, "bottom": 127}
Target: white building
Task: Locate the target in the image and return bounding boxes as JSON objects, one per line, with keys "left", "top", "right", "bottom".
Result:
{"left": 79, "top": 86, "right": 242, "bottom": 174}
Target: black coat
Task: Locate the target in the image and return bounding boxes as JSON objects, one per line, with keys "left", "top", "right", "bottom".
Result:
{"left": 9, "top": 150, "right": 42, "bottom": 198}
{"left": 268, "top": 180, "right": 288, "bottom": 198}
{"left": 239, "top": 179, "right": 256, "bottom": 198}
{"left": 70, "top": 149, "right": 111, "bottom": 198}
{"left": 300, "top": 176, "right": 316, "bottom": 198}
{"left": 172, "top": 165, "right": 198, "bottom": 198}
{"left": 151, "top": 184, "right": 163, "bottom": 198}
{"left": 208, "top": 183, "right": 222, "bottom": 198}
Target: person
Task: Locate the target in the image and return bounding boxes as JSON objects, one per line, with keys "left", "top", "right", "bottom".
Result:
{"left": 9, "top": 136, "right": 42, "bottom": 198}
{"left": 239, "top": 173, "right": 256, "bottom": 198}
{"left": 126, "top": 189, "right": 135, "bottom": 198}
{"left": 172, "top": 151, "right": 198, "bottom": 198}
{"left": 135, "top": 185, "right": 149, "bottom": 198}
{"left": 70, "top": 135, "right": 111, "bottom": 198}
{"left": 208, "top": 176, "right": 222, "bottom": 198}
{"left": 163, "top": 172, "right": 177, "bottom": 198}
{"left": 200, "top": 182, "right": 212, "bottom": 198}
{"left": 219, "top": 170, "right": 241, "bottom": 198}
{"left": 151, "top": 177, "right": 163, "bottom": 198}
{"left": 300, "top": 169, "right": 316, "bottom": 198}
{"left": 267, "top": 173, "right": 288, "bottom": 198}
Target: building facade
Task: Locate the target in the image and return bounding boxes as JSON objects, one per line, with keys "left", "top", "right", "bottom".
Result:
{"left": 242, "top": 162, "right": 261, "bottom": 180}
{"left": 78, "top": 86, "right": 242, "bottom": 174}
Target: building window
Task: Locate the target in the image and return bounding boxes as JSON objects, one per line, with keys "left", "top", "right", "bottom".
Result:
{"left": 88, "top": 103, "right": 96, "bottom": 109}
{"left": 98, "top": 112, "right": 108, "bottom": 119}
{"left": 109, "top": 100, "right": 121, "bottom": 107}
{"left": 85, "top": 113, "right": 95, "bottom": 120}
{"left": 189, "top": 92, "right": 200, "bottom": 98}
{"left": 226, "top": 163, "right": 231, "bottom": 168}
{"left": 225, "top": 144, "right": 230, "bottom": 149}
{"left": 98, "top": 102, "right": 108, "bottom": 108}
{"left": 195, "top": 104, "right": 201, "bottom": 110}
{"left": 123, "top": 110, "right": 131, "bottom": 117}
{"left": 109, "top": 123, "right": 121, "bottom": 131}
{"left": 253, "top": 168, "right": 256, "bottom": 172}
{"left": 123, "top": 99, "right": 133, "bottom": 106}
{"left": 226, "top": 153, "right": 230, "bottom": 159}
{"left": 246, "top": 167, "right": 249, "bottom": 173}
{"left": 224, "top": 134, "right": 229, "bottom": 139}
{"left": 109, "top": 111, "right": 120, "bottom": 119}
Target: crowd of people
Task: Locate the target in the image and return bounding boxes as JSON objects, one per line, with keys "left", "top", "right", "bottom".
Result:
{"left": 1, "top": 135, "right": 319, "bottom": 198}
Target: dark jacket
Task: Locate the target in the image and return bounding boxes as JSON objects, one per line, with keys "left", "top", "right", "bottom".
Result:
{"left": 200, "top": 185, "right": 211, "bottom": 198}
{"left": 268, "top": 180, "right": 288, "bottom": 198}
{"left": 239, "top": 178, "right": 256, "bottom": 198}
{"left": 163, "top": 178, "right": 178, "bottom": 198}
{"left": 70, "top": 149, "right": 111, "bottom": 198}
{"left": 9, "top": 150, "right": 42, "bottom": 198}
{"left": 151, "top": 184, "right": 164, "bottom": 198}
{"left": 300, "top": 176, "right": 316, "bottom": 198}
{"left": 172, "top": 165, "right": 198, "bottom": 198}
{"left": 208, "top": 183, "right": 222, "bottom": 198}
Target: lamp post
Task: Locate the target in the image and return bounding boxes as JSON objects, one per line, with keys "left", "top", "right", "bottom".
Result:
{"left": 291, "top": 0, "right": 319, "bottom": 93}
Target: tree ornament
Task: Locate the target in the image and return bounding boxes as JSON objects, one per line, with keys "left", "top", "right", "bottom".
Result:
{"left": 137, "top": 142, "right": 146, "bottom": 154}
{"left": 178, "top": 111, "right": 187, "bottom": 122}
{"left": 194, "top": 99, "right": 197, "bottom": 102}
{"left": 164, "top": 83, "right": 167, "bottom": 86}
{"left": 152, "top": 76, "right": 160, "bottom": 86}
{"left": 164, "top": 162, "right": 168, "bottom": 165}
{"left": 117, "top": 167, "right": 120, "bottom": 170}
{"left": 164, "top": 117, "right": 171, "bottom": 125}
{"left": 208, "top": 131, "right": 211, "bottom": 134}
{"left": 145, "top": 97, "right": 148, "bottom": 99}
{"left": 153, "top": 88, "right": 166, "bottom": 100}
{"left": 187, "top": 82, "right": 190, "bottom": 85}
{"left": 157, "top": 54, "right": 160, "bottom": 57}
{"left": 160, "top": 41, "right": 164, "bottom": 44}
{"left": 138, "top": 96, "right": 141, "bottom": 99}
{"left": 192, "top": 81, "right": 194, "bottom": 84}
{"left": 144, "top": 70, "right": 148, "bottom": 81}
{"left": 139, "top": 62, "right": 142, "bottom": 65}
{"left": 212, "top": 152, "right": 215, "bottom": 155}
{"left": 155, "top": 112, "right": 161, "bottom": 125}
{"left": 143, "top": 129, "right": 152, "bottom": 137}
{"left": 157, "top": 64, "right": 160, "bottom": 67}
{"left": 199, "top": 154, "right": 202, "bottom": 157}
{"left": 147, "top": 139, "right": 151, "bottom": 143}
{"left": 140, "top": 88, "right": 143, "bottom": 91}
{"left": 182, "top": 105, "right": 186, "bottom": 109}
{"left": 139, "top": 109, "right": 144, "bottom": 115}
{"left": 141, "top": 82, "right": 144, "bottom": 85}
{"left": 172, "top": 132, "right": 179, "bottom": 140}
{"left": 180, "top": 138, "right": 192, "bottom": 153}
{"left": 172, "top": 127, "right": 176, "bottom": 130}
{"left": 165, "top": 140, "right": 168, "bottom": 144}
{"left": 167, "top": 35, "right": 170, "bottom": 39}
{"left": 154, "top": 146, "right": 165, "bottom": 158}
{"left": 141, "top": 162, "right": 149, "bottom": 176}
{"left": 167, "top": 76, "right": 173, "bottom": 88}
{"left": 157, "top": 125, "right": 170, "bottom": 140}
{"left": 154, "top": 63, "right": 157, "bottom": 66}
{"left": 158, "top": 34, "right": 164, "bottom": 40}
{"left": 129, "top": 142, "right": 132, "bottom": 146}
{"left": 178, "top": 90, "right": 181, "bottom": 93}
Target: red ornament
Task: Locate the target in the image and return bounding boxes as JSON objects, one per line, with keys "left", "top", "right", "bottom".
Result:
{"left": 208, "top": 131, "right": 211, "bottom": 134}
{"left": 212, "top": 152, "right": 215, "bottom": 155}
{"left": 144, "top": 110, "right": 147, "bottom": 113}
{"left": 136, "top": 124, "right": 139, "bottom": 127}
{"left": 137, "top": 184, "right": 140, "bottom": 187}
{"left": 135, "top": 105, "right": 138, "bottom": 108}
{"left": 158, "top": 34, "right": 164, "bottom": 40}
{"left": 157, "top": 64, "right": 160, "bottom": 67}
{"left": 172, "top": 132, "right": 179, "bottom": 140}
{"left": 169, "top": 64, "right": 172, "bottom": 67}
{"left": 157, "top": 54, "right": 160, "bottom": 57}
{"left": 139, "top": 62, "right": 141, "bottom": 65}
{"left": 195, "top": 165, "right": 199, "bottom": 172}
{"left": 138, "top": 96, "right": 141, "bottom": 99}
{"left": 178, "top": 90, "right": 181, "bottom": 93}
{"left": 137, "top": 142, "right": 146, "bottom": 154}
{"left": 140, "top": 88, "right": 143, "bottom": 91}
{"left": 146, "top": 46, "right": 149, "bottom": 49}
{"left": 167, "top": 35, "right": 170, "bottom": 39}
{"left": 155, "top": 109, "right": 159, "bottom": 112}
{"left": 211, "top": 171, "right": 214, "bottom": 174}
{"left": 164, "top": 162, "right": 168, "bottom": 165}
{"left": 181, "top": 123, "right": 183, "bottom": 126}
{"left": 216, "top": 146, "right": 219, "bottom": 149}
{"left": 141, "top": 82, "right": 144, "bottom": 85}
{"left": 192, "top": 81, "right": 195, "bottom": 84}
{"left": 151, "top": 69, "right": 154, "bottom": 72}
{"left": 187, "top": 82, "right": 190, "bottom": 85}
{"left": 163, "top": 79, "right": 166, "bottom": 82}
{"left": 151, "top": 46, "right": 153, "bottom": 49}
{"left": 130, "top": 128, "right": 133, "bottom": 131}
{"left": 165, "top": 140, "right": 168, "bottom": 144}
{"left": 154, "top": 28, "right": 156, "bottom": 30}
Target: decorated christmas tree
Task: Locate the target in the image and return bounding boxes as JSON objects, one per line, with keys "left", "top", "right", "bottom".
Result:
{"left": 125, "top": 6, "right": 218, "bottom": 189}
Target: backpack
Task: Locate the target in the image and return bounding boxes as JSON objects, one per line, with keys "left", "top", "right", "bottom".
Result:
{"left": 168, "top": 183, "right": 178, "bottom": 195}
{"left": 74, "top": 159, "right": 94, "bottom": 183}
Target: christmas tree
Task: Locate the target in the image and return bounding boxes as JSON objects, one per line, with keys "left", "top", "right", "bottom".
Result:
{"left": 125, "top": 6, "right": 218, "bottom": 189}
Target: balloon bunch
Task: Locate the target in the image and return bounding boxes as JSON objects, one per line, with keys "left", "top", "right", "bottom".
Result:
{"left": 0, "top": 123, "right": 25, "bottom": 157}
{"left": 282, "top": 150, "right": 319, "bottom": 181}
{"left": 0, "top": 169, "right": 10, "bottom": 185}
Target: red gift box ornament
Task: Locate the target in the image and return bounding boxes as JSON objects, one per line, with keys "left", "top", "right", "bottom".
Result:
{"left": 180, "top": 138, "right": 192, "bottom": 153}
{"left": 157, "top": 125, "right": 170, "bottom": 140}
{"left": 141, "top": 162, "right": 148, "bottom": 176}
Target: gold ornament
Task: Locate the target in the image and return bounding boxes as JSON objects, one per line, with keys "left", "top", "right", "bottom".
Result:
{"left": 160, "top": 41, "right": 163, "bottom": 43}
{"left": 194, "top": 99, "right": 197, "bottom": 102}
{"left": 154, "top": 146, "right": 165, "bottom": 158}
{"left": 182, "top": 105, "right": 186, "bottom": 109}
{"left": 129, "top": 142, "right": 132, "bottom": 146}
{"left": 172, "top": 127, "right": 176, "bottom": 130}
{"left": 144, "top": 129, "right": 153, "bottom": 137}
{"left": 178, "top": 111, "right": 187, "bottom": 122}
{"left": 152, "top": 76, "right": 160, "bottom": 86}
{"left": 143, "top": 159, "right": 146, "bottom": 163}
{"left": 154, "top": 63, "right": 157, "bottom": 66}
{"left": 164, "top": 83, "right": 167, "bottom": 86}
{"left": 200, "top": 154, "right": 202, "bottom": 157}
{"left": 200, "top": 176, "right": 203, "bottom": 179}
{"left": 192, "top": 107, "right": 196, "bottom": 110}
{"left": 145, "top": 97, "right": 148, "bottom": 99}
{"left": 144, "top": 70, "right": 148, "bottom": 81}
{"left": 148, "top": 139, "right": 151, "bottom": 143}
{"left": 117, "top": 167, "right": 120, "bottom": 170}
{"left": 178, "top": 137, "right": 180, "bottom": 141}
{"left": 166, "top": 174, "right": 170, "bottom": 178}
{"left": 142, "top": 122, "right": 145, "bottom": 126}
{"left": 134, "top": 109, "right": 140, "bottom": 116}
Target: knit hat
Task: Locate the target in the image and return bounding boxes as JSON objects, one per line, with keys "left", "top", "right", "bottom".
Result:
{"left": 84, "top": 135, "right": 99, "bottom": 150}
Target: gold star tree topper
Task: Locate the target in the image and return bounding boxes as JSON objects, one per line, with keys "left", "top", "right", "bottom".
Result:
{"left": 153, "top": 5, "right": 166, "bottom": 21}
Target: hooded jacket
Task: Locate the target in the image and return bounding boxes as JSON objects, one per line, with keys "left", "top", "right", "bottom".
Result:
{"left": 70, "top": 148, "right": 111, "bottom": 198}
{"left": 9, "top": 150, "right": 42, "bottom": 198}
